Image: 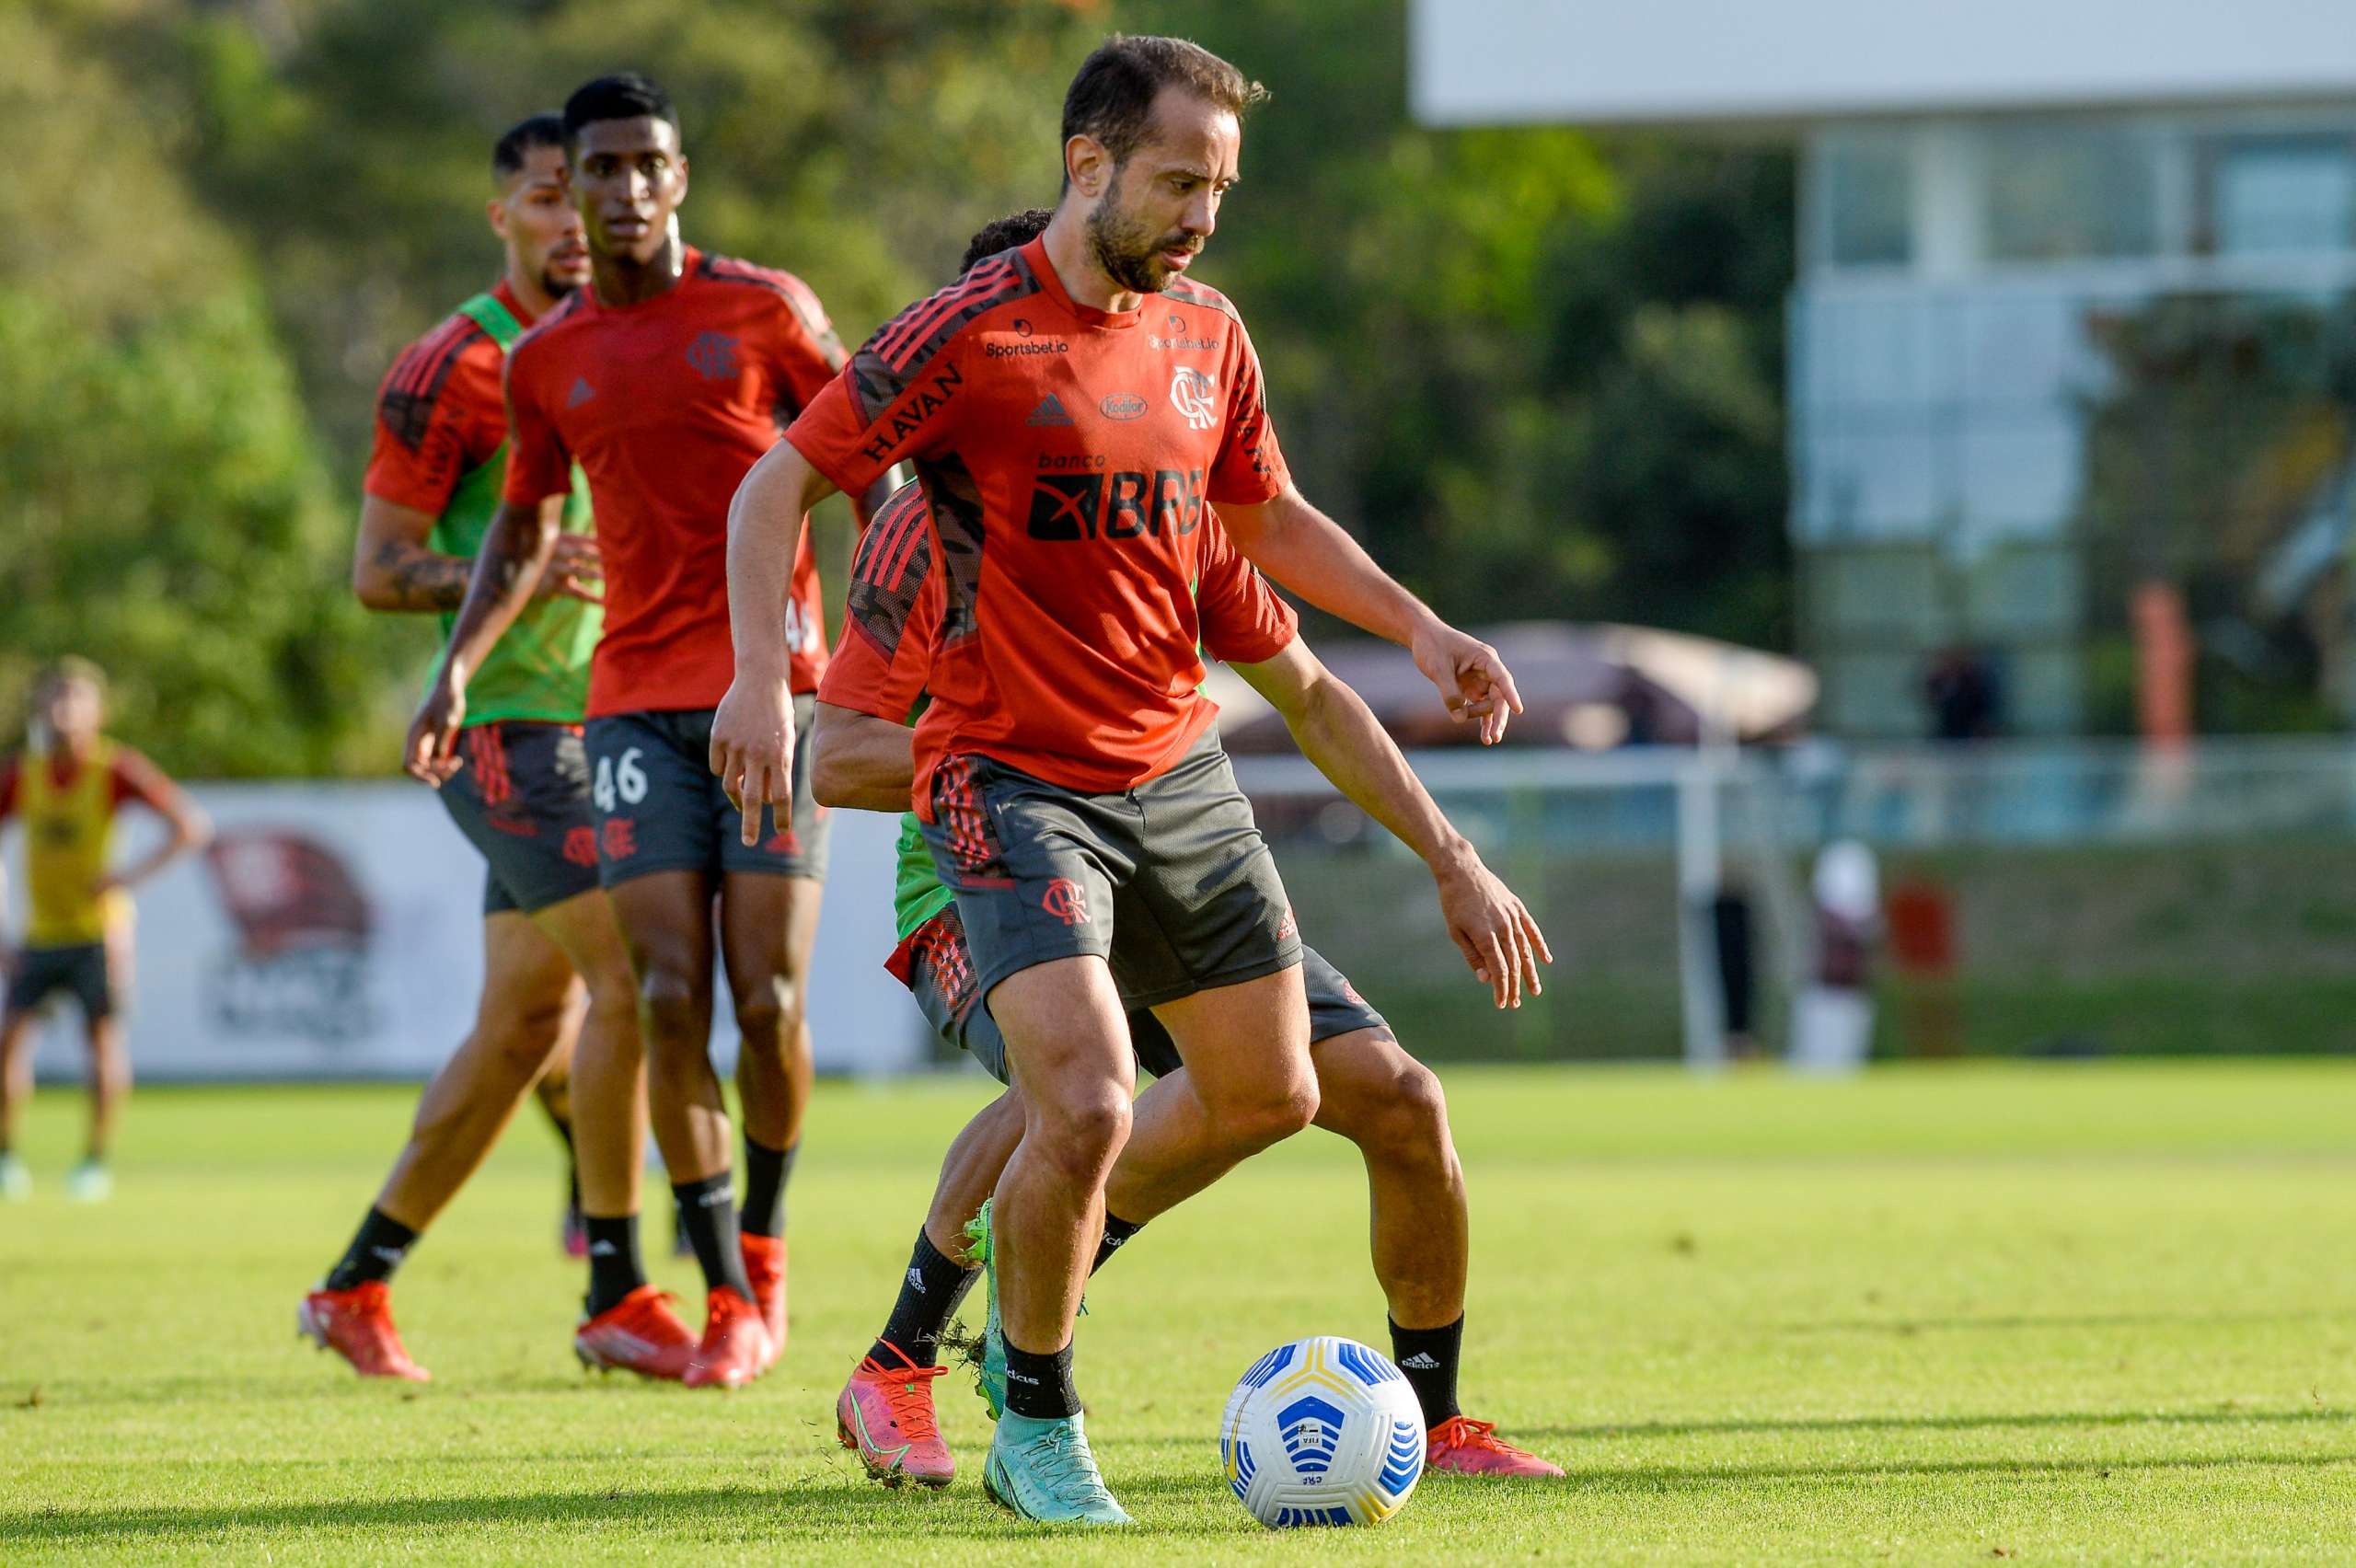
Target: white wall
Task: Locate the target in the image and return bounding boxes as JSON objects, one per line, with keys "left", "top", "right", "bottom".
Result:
{"left": 12, "top": 781, "right": 927, "bottom": 1082}
{"left": 1411, "top": 0, "right": 2356, "bottom": 127}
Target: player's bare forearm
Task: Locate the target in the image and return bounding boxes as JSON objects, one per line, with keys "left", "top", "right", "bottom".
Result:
{"left": 1222, "top": 488, "right": 1522, "bottom": 740}
{"left": 727, "top": 441, "right": 840, "bottom": 676}
{"left": 1220, "top": 488, "right": 1439, "bottom": 648}
{"left": 1238, "top": 643, "right": 1468, "bottom": 875}
{"left": 809, "top": 702, "right": 916, "bottom": 813}
{"left": 436, "top": 499, "right": 562, "bottom": 692}
{"left": 353, "top": 496, "right": 471, "bottom": 612}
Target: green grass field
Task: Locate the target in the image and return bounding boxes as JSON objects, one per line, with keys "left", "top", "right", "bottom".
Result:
{"left": 6, "top": 1062, "right": 2356, "bottom": 1564}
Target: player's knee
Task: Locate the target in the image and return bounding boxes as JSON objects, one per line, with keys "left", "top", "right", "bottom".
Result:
{"left": 1034, "top": 1084, "right": 1131, "bottom": 1175}
{"left": 635, "top": 965, "right": 703, "bottom": 1049}
{"left": 1338, "top": 1054, "right": 1453, "bottom": 1168}
{"left": 731, "top": 974, "right": 803, "bottom": 1047}
{"left": 482, "top": 996, "right": 572, "bottom": 1078}
{"left": 1215, "top": 1070, "right": 1320, "bottom": 1155}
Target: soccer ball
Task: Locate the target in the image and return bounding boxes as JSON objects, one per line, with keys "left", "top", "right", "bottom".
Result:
{"left": 1218, "top": 1336, "right": 1426, "bottom": 1528}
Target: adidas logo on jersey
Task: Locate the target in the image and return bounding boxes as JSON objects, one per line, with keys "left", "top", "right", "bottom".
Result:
{"left": 1026, "top": 394, "right": 1074, "bottom": 427}
{"left": 567, "top": 376, "right": 596, "bottom": 408}
{"left": 1399, "top": 1352, "right": 1441, "bottom": 1370}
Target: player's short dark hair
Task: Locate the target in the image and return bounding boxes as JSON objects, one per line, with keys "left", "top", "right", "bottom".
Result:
{"left": 491, "top": 112, "right": 566, "bottom": 182}
{"left": 960, "top": 209, "right": 1053, "bottom": 275}
{"left": 561, "top": 73, "right": 679, "bottom": 151}
{"left": 1061, "top": 35, "right": 1265, "bottom": 179}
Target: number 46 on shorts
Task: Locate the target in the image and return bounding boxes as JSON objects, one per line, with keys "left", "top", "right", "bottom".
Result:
{"left": 594, "top": 747, "right": 648, "bottom": 813}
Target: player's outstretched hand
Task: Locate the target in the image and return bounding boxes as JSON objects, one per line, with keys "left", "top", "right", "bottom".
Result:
{"left": 403, "top": 681, "right": 468, "bottom": 789}
{"left": 1436, "top": 851, "right": 1553, "bottom": 1009}
{"left": 1410, "top": 621, "right": 1523, "bottom": 746}
{"left": 532, "top": 534, "right": 605, "bottom": 605}
{"left": 709, "top": 674, "right": 796, "bottom": 847}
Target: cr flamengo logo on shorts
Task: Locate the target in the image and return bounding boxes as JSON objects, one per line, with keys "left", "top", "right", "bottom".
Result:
{"left": 1041, "top": 878, "right": 1091, "bottom": 927}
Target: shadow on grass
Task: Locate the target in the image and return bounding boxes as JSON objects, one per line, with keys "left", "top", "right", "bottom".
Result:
{"left": 0, "top": 1477, "right": 1256, "bottom": 1547}
{"left": 1531, "top": 1406, "right": 2352, "bottom": 1442}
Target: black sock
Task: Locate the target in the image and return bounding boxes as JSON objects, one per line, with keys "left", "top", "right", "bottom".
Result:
{"left": 1003, "top": 1338, "right": 1080, "bottom": 1421}
{"left": 324, "top": 1207, "right": 418, "bottom": 1293}
{"left": 1090, "top": 1212, "right": 1145, "bottom": 1275}
{"left": 583, "top": 1214, "right": 646, "bottom": 1318}
{"left": 740, "top": 1136, "right": 794, "bottom": 1239}
{"left": 1390, "top": 1314, "right": 1465, "bottom": 1427}
{"left": 871, "top": 1227, "right": 978, "bottom": 1367}
{"left": 674, "top": 1172, "right": 753, "bottom": 1298}
{"left": 546, "top": 1113, "right": 580, "bottom": 1213}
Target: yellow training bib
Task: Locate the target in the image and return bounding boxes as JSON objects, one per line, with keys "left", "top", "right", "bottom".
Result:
{"left": 21, "top": 740, "right": 129, "bottom": 948}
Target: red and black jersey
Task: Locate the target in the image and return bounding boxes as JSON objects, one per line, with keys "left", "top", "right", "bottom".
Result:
{"left": 788, "top": 236, "right": 1290, "bottom": 817}
{"left": 819, "top": 481, "right": 1298, "bottom": 725}
{"left": 364, "top": 280, "right": 534, "bottom": 514}
{"left": 504, "top": 249, "right": 845, "bottom": 715}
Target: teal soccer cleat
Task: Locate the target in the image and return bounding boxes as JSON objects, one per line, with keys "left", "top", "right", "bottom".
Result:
{"left": 982, "top": 1411, "right": 1132, "bottom": 1526}
{"left": 962, "top": 1199, "right": 1008, "bottom": 1419}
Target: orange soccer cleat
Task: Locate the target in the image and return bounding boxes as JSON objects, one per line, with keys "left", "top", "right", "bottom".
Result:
{"left": 1425, "top": 1415, "right": 1565, "bottom": 1478}
{"left": 836, "top": 1343, "right": 955, "bottom": 1488}
{"left": 682, "top": 1286, "right": 768, "bottom": 1389}
{"left": 740, "top": 1233, "right": 787, "bottom": 1370}
{"left": 573, "top": 1286, "right": 698, "bottom": 1381}
{"left": 299, "top": 1282, "right": 431, "bottom": 1383}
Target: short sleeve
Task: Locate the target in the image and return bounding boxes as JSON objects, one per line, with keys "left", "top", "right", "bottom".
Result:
{"left": 500, "top": 343, "right": 573, "bottom": 508}
{"left": 1206, "top": 320, "right": 1290, "bottom": 507}
{"left": 785, "top": 287, "right": 979, "bottom": 497}
{"left": 1195, "top": 519, "right": 1299, "bottom": 666}
{"left": 762, "top": 274, "right": 849, "bottom": 421}
{"left": 363, "top": 334, "right": 501, "bottom": 514}
{"left": 819, "top": 486, "right": 945, "bottom": 721}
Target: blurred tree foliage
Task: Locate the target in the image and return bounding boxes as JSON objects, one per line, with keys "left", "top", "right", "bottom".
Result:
{"left": 7, "top": 0, "right": 1793, "bottom": 775}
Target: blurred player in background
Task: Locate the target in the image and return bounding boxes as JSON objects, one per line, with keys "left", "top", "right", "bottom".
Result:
{"left": 410, "top": 74, "right": 885, "bottom": 1389}
{"left": 716, "top": 37, "right": 1524, "bottom": 1520}
{"left": 301, "top": 113, "right": 648, "bottom": 1384}
{"left": 817, "top": 213, "right": 1558, "bottom": 1491}
{"left": 0, "top": 658, "right": 212, "bottom": 1203}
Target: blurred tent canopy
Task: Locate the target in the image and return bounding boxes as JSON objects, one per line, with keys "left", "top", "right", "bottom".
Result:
{"left": 1207, "top": 623, "right": 1818, "bottom": 752}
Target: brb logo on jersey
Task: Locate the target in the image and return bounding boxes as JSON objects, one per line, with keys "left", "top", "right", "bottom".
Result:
{"left": 1042, "top": 877, "right": 1091, "bottom": 927}
{"left": 686, "top": 331, "right": 740, "bottom": 381}
{"left": 1027, "top": 467, "right": 1207, "bottom": 541}
{"left": 1171, "top": 367, "right": 1218, "bottom": 431}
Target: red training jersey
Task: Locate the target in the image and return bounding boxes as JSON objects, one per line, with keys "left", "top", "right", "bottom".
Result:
{"left": 504, "top": 248, "right": 844, "bottom": 715}
{"left": 786, "top": 235, "right": 1290, "bottom": 816}
{"left": 820, "top": 481, "right": 1299, "bottom": 724}
{"left": 364, "top": 279, "right": 534, "bottom": 514}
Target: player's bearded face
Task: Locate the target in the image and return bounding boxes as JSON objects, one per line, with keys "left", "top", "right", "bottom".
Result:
{"left": 1086, "top": 178, "right": 1197, "bottom": 294}
{"left": 504, "top": 146, "right": 590, "bottom": 298}
{"left": 1081, "top": 95, "right": 1236, "bottom": 295}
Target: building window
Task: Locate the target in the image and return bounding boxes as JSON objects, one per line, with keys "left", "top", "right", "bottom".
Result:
{"left": 2203, "top": 134, "right": 2356, "bottom": 256}
{"left": 1819, "top": 134, "right": 1912, "bottom": 268}
{"left": 1985, "top": 126, "right": 2160, "bottom": 261}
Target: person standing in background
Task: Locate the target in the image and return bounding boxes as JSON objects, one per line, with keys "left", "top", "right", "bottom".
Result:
{"left": 0, "top": 658, "right": 212, "bottom": 1202}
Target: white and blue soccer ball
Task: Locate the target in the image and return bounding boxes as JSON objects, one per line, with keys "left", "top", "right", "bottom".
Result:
{"left": 1218, "top": 1336, "right": 1426, "bottom": 1528}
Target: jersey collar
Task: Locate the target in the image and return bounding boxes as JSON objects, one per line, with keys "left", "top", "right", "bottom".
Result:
{"left": 1022, "top": 236, "right": 1141, "bottom": 332}
{"left": 491, "top": 277, "right": 535, "bottom": 329}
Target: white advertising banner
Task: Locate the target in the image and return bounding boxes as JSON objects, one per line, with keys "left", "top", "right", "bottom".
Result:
{"left": 14, "top": 780, "right": 927, "bottom": 1082}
